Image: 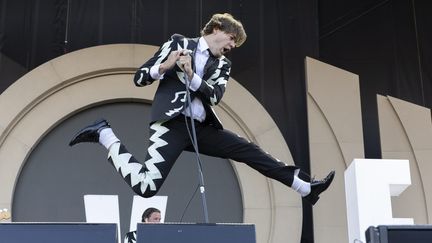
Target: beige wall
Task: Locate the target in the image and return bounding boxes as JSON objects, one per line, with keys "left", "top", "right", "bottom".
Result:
{"left": 306, "top": 57, "right": 432, "bottom": 243}
{"left": 378, "top": 95, "right": 432, "bottom": 223}
{"left": 0, "top": 44, "right": 302, "bottom": 243}
{"left": 306, "top": 57, "right": 364, "bottom": 243}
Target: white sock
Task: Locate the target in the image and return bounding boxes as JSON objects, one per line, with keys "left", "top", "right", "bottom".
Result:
{"left": 99, "top": 128, "right": 120, "bottom": 150}
{"left": 292, "top": 172, "right": 311, "bottom": 197}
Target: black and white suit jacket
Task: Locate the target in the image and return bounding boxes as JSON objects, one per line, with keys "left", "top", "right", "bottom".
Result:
{"left": 133, "top": 34, "right": 232, "bottom": 129}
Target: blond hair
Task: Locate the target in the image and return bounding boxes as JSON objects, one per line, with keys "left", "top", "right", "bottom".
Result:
{"left": 201, "top": 13, "right": 247, "bottom": 47}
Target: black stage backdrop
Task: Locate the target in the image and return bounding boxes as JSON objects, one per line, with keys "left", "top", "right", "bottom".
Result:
{"left": 1, "top": 0, "right": 431, "bottom": 243}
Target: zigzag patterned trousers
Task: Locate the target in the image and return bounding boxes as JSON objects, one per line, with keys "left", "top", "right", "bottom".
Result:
{"left": 108, "top": 115, "right": 300, "bottom": 198}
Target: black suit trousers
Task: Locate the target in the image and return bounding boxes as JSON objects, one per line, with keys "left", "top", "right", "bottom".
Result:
{"left": 108, "top": 115, "right": 299, "bottom": 198}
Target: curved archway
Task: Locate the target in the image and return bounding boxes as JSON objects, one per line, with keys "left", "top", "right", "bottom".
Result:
{"left": 0, "top": 44, "right": 302, "bottom": 243}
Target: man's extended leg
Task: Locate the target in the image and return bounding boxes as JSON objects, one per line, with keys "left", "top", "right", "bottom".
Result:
{"left": 69, "top": 119, "right": 190, "bottom": 198}
{"left": 195, "top": 125, "right": 334, "bottom": 205}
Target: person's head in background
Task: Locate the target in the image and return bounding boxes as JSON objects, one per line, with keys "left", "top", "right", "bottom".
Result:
{"left": 141, "top": 207, "right": 161, "bottom": 223}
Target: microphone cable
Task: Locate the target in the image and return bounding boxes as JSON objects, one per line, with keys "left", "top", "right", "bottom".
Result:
{"left": 179, "top": 184, "right": 200, "bottom": 222}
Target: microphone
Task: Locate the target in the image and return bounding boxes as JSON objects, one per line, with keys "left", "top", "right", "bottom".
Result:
{"left": 180, "top": 49, "right": 193, "bottom": 56}
{"left": 176, "top": 49, "right": 193, "bottom": 72}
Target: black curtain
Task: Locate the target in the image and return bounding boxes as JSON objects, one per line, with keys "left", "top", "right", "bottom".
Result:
{"left": 319, "top": 0, "right": 432, "bottom": 160}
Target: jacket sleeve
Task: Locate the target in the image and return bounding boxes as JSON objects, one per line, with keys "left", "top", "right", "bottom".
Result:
{"left": 133, "top": 37, "right": 177, "bottom": 87}
{"left": 196, "top": 57, "right": 231, "bottom": 106}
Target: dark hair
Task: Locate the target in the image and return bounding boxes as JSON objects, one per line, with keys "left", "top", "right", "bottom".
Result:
{"left": 201, "top": 13, "right": 247, "bottom": 47}
{"left": 141, "top": 207, "right": 161, "bottom": 222}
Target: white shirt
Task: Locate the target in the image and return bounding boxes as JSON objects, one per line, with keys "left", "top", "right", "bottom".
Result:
{"left": 149, "top": 37, "right": 210, "bottom": 122}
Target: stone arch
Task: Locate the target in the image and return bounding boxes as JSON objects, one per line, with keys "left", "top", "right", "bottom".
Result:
{"left": 0, "top": 44, "right": 302, "bottom": 243}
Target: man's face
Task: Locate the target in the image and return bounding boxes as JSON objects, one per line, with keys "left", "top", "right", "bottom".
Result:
{"left": 209, "top": 29, "right": 236, "bottom": 57}
{"left": 144, "top": 212, "right": 161, "bottom": 223}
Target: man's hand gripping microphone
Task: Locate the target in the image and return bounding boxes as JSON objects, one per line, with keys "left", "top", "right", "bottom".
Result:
{"left": 176, "top": 49, "right": 192, "bottom": 71}
{"left": 176, "top": 49, "right": 193, "bottom": 80}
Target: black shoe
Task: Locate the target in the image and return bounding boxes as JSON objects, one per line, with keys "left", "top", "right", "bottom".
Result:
{"left": 69, "top": 119, "right": 110, "bottom": 146}
{"left": 303, "top": 170, "right": 335, "bottom": 205}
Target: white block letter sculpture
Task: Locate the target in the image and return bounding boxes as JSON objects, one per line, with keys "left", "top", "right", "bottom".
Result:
{"left": 345, "top": 159, "right": 413, "bottom": 243}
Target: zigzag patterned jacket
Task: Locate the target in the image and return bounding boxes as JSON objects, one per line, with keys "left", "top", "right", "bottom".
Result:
{"left": 133, "top": 34, "right": 232, "bottom": 129}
